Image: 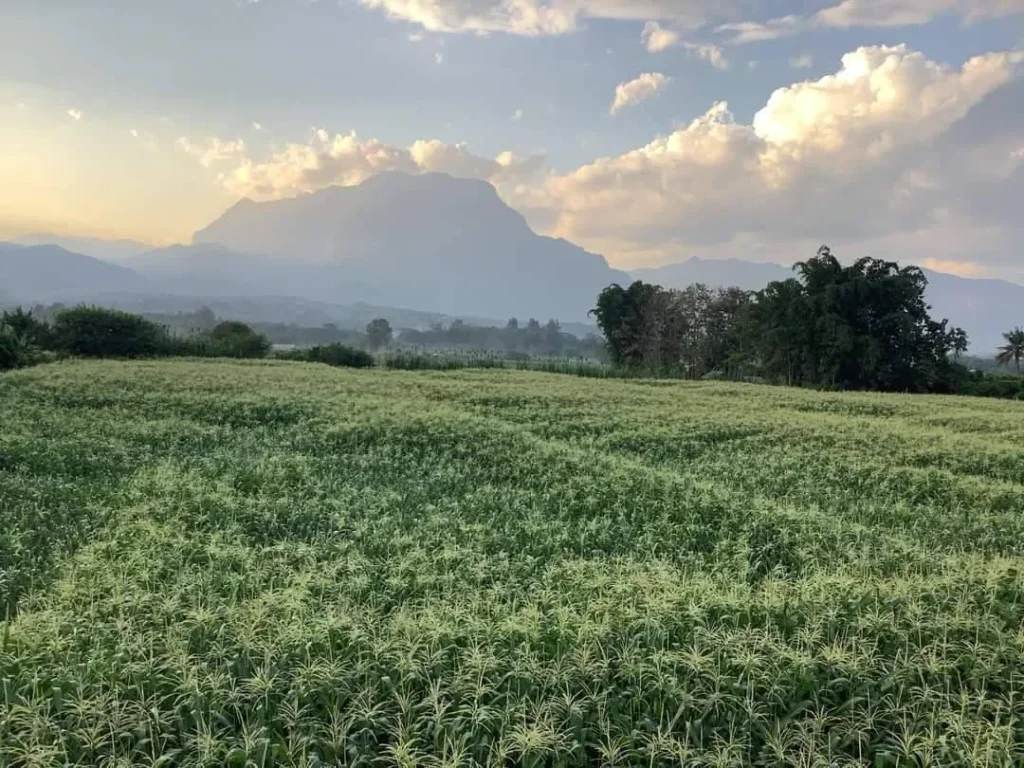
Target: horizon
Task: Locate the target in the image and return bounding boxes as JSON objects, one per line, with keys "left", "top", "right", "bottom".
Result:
{"left": 1, "top": 1, "right": 1022, "bottom": 278}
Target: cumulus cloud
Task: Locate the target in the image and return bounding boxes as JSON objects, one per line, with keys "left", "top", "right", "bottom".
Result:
{"left": 67, "top": 108, "right": 83, "bottom": 121}
{"left": 685, "top": 42, "right": 728, "bottom": 70}
{"left": 610, "top": 72, "right": 670, "bottom": 115}
{"left": 192, "top": 128, "right": 545, "bottom": 200}
{"left": 183, "top": 45, "right": 1024, "bottom": 277}
{"left": 513, "top": 108, "right": 525, "bottom": 121}
{"left": 523, "top": 45, "right": 1024, "bottom": 266}
{"left": 642, "top": 21, "right": 679, "bottom": 52}
{"left": 720, "top": 0, "right": 1023, "bottom": 43}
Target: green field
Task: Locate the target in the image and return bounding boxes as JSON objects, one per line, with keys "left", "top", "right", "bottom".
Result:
{"left": 2, "top": 360, "right": 1024, "bottom": 766}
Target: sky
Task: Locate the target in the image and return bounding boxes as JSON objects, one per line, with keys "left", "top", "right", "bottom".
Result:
{"left": 1, "top": 0, "right": 1023, "bottom": 277}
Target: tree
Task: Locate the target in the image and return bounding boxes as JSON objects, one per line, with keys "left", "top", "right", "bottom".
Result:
{"left": 1, "top": 307, "right": 53, "bottom": 349}
{"left": 996, "top": 328, "right": 1024, "bottom": 374}
{"left": 206, "top": 320, "right": 271, "bottom": 358}
{"left": 53, "top": 306, "right": 170, "bottom": 358}
{"left": 366, "top": 318, "right": 393, "bottom": 350}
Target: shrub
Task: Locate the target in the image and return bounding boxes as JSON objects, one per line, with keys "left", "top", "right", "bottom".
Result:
{"left": 278, "top": 343, "right": 374, "bottom": 368}
{"left": 204, "top": 321, "right": 271, "bottom": 358}
{"left": 53, "top": 306, "right": 171, "bottom": 358}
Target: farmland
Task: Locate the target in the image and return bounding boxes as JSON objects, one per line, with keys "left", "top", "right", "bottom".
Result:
{"left": 2, "top": 359, "right": 1024, "bottom": 766}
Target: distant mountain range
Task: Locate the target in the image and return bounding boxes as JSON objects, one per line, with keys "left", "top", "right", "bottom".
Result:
{"left": 3, "top": 172, "right": 1022, "bottom": 352}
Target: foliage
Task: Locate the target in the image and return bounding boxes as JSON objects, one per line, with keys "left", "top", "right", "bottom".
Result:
{"left": 52, "top": 305, "right": 172, "bottom": 358}
{"left": 277, "top": 342, "right": 375, "bottom": 368}
{"left": 2, "top": 360, "right": 1024, "bottom": 765}
{"left": 398, "top": 318, "right": 603, "bottom": 359}
{"left": 365, "top": 317, "right": 393, "bottom": 350}
{"left": 958, "top": 370, "right": 1024, "bottom": 399}
{"left": 595, "top": 247, "right": 970, "bottom": 393}
{"left": 996, "top": 327, "right": 1024, "bottom": 374}
{"left": 203, "top": 320, "right": 272, "bottom": 359}
{"left": 1, "top": 307, "right": 54, "bottom": 349}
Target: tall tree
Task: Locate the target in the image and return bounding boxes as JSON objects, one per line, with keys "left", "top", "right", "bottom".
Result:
{"left": 996, "top": 328, "right": 1024, "bottom": 374}
{"left": 366, "top": 318, "right": 393, "bottom": 350}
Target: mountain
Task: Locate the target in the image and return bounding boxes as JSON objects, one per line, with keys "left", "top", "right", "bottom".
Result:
{"left": 634, "top": 257, "right": 791, "bottom": 292}
{"left": 634, "top": 257, "right": 1024, "bottom": 354}
{"left": 14, "top": 234, "right": 150, "bottom": 263}
{"left": 0, "top": 242, "right": 149, "bottom": 302}
{"left": 193, "top": 171, "right": 629, "bottom": 321}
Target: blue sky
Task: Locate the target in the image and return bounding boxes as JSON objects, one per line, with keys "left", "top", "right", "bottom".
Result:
{"left": 1, "top": 0, "right": 1022, "bottom": 276}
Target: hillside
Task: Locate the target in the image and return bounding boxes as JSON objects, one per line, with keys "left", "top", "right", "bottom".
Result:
{"left": 0, "top": 242, "right": 149, "bottom": 301}
{"left": 193, "top": 171, "right": 629, "bottom": 321}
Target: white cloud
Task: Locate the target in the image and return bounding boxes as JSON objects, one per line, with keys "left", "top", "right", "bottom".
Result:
{"left": 685, "top": 42, "right": 728, "bottom": 70}
{"left": 196, "top": 128, "right": 547, "bottom": 200}
{"left": 67, "top": 108, "right": 83, "bottom": 121}
{"left": 408, "top": 32, "right": 425, "bottom": 41}
{"left": 176, "top": 136, "right": 247, "bottom": 168}
{"left": 360, "top": 0, "right": 740, "bottom": 36}
{"left": 610, "top": 72, "right": 670, "bottom": 115}
{"left": 435, "top": 51, "right": 444, "bottom": 64}
{"left": 513, "top": 108, "right": 525, "bottom": 121}
{"left": 183, "top": 45, "right": 1024, "bottom": 278}
{"left": 789, "top": 52, "right": 813, "bottom": 69}
{"left": 252, "top": 121, "right": 264, "bottom": 131}
{"left": 642, "top": 21, "right": 679, "bottom": 52}
{"left": 720, "top": 0, "right": 1023, "bottom": 43}
{"left": 533, "top": 46, "right": 1024, "bottom": 265}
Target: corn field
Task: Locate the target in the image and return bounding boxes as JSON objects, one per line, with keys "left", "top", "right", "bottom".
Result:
{"left": 2, "top": 359, "right": 1024, "bottom": 766}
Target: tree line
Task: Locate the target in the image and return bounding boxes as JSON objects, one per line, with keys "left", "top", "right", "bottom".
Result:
{"left": 592, "top": 246, "right": 1021, "bottom": 395}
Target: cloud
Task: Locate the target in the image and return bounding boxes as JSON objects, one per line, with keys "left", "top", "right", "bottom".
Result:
{"left": 642, "top": 21, "right": 679, "bottom": 52}
{"left": 434, "top": 51, "right": 444, "bottom": 64}
{"left": 720, "top": 0, "right": 1023, "bottom": 43}
{"left": 176, "top": 136, "right": 247, "bottom": 168}
{"left": 183, "top": 45, "right": 1024, "bottom": 279}
{"left": 789, "top": 53, "right": 813, "bottom": 69}
{"left": 196, "top": 128, "right": 546, "bottom": 200}
{"left": 408, "top": 32, "right": 425, "bottom": 41}
{"left": 67, "top": 108, "right": 83, "bottom": 121}
{"left": 610, "top": 72, "right": 670, "bottom": 115}
{"left": 532, "top": 46, "right": 1024, "bottom": 266}
{"left": 252, "top": 121, "right": 264, "bottom": 131}
{"left": 513, "top": 108, "right": 525, "bottom": 121}
{"left": 360, "top": 0, "right": 740, "bottom": 36}
{"left": 684, "top": 41, "right": 728, "bottom": 70}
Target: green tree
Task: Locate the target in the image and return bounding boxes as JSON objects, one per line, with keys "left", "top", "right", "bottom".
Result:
{"left": 53, "top": 306, "right": 170, "bottom": 358}
{"left": 206, "top": 320, "right": 271, "bottom": 358}
{"left": 366, "top": 318, "right": 393, "bottom": 350}
{"left": 996, "top": 328, "right": 1024, "bottom": 374}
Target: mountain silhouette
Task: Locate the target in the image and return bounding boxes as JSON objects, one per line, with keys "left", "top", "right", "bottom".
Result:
{"left": 193, "top": 171, "right": 629, "bottom": 321}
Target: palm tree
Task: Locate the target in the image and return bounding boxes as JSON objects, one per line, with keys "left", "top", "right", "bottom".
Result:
{"left": 996, "top": 327, "right": 1024, "bottom": 374}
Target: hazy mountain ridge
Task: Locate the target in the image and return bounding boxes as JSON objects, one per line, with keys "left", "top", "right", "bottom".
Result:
{"left": 13, "top": 234, "right": 151, "bottom": 263}
{"left": 6, "top": 173, "right": 1022, "bottom": 352}
{"left": 194, "top": 172, "right": 629, "bottom": 321}
{"left": 0, "top": 242, "right": 150, "bottom": 300}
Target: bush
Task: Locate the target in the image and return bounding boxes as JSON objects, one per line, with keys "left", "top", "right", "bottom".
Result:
{"left": 959, "top": 372, "right": 1024, "bottom": 399}
{"left": 53, "top": 306, "right": 171, "bottom": 358}
{"left": 278, "top": 343, "right": 375, "bottom": 368}
{"left": 205, "top": 321, "right": 271, "bottom": 358}
{"left": 0, "top": 325, "right": 26, "bottom": 371}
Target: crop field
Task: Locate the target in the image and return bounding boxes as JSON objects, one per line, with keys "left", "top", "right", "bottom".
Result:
{"left": 2, "top": 359, "right": 1024, "bottom": 766}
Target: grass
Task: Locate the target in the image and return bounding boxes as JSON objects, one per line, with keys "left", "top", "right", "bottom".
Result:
{"left": 2, "top": 358, "right": 1024, "bottom": 766}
